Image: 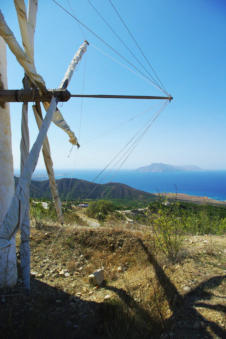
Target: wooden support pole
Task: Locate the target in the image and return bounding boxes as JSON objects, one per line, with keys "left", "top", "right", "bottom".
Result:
{"left": 0, "top": 37, "right": 17, "bottom": 288}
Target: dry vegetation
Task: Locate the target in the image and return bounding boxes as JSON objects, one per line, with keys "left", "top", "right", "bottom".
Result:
{"left": 0, "top": 201, "right": 225, "bottom": 338}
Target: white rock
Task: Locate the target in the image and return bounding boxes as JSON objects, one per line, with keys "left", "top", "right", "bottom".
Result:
{"left": 117, "top": 266, "right": 123, "bottom": 272}
{"left": 183, "top": 286, "right": 191, "bottom": 292}
{"left": 89, "top": 269, "right": 104, "bottom": 286}
{"left": 41, "top": 202, "right": 48, "bottom": 210}
{"left": 64, "top": 272, "right": 70, "bottom": 277}
{"left": 94, "top": 269, "right": 104, "bottom": 285}
{"left": 104, "top": 294, "right": 111, "bottom": 300}
{"left": 30, "top": 271, "right": 38, "bottom": 276}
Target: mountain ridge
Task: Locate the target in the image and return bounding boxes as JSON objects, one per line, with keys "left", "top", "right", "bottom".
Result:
{"left": 15, "top": 177, "right": 155, "bottom": 201}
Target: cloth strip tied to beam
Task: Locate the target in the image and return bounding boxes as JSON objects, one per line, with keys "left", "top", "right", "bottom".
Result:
{"left": 0, "top": 97, "right": 57, "bottom": 248}
{"left": 15, "top": 0, "right": 63, "bottom": 225}
{"left": 0, "top": 6, "right": 80, "bottom": 146}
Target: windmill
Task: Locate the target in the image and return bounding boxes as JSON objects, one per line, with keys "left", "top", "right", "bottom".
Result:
{"left": 0, "top": 0, "right": 87, "bottom": 291}
{"left": 0, "top": 0, "right": 172, "bottom": 291}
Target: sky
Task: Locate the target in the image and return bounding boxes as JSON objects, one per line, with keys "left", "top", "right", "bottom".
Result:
{"left": 1, "top": 0, "right": 226, "bottom": 171}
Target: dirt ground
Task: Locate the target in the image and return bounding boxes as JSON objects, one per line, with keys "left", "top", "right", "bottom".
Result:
{"left": 0, "top": 221, "right": 225, "bottom": 338}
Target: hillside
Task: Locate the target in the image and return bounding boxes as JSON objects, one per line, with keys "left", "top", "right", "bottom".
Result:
{"left": 137, "top": 163, "right": 202, "bottom": 173}
{"left": 1, "top": 204, "right": 225, "bottom": 339}
{"left": 15, "top": 177, "right": 155, "bottom": 201}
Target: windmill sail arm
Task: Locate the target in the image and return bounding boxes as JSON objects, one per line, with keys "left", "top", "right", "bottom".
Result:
{"left": 15, "top": 0, "right": 38, "bottom": 291}
{"left": 0, "top": 10, "right": 46, "bottom": 92}
{"left": 0, "top": 97, "right": 57, "bottom": 248}
{"left": 27, "top": 0, "right": 38, "bottom": 60}
{"left": 14, "top": 0, "right": 33, "bottom": 61}
{"left": 41, "top": 41, "right": 89, "bottom": 146}
{"left": 33, "top": 103, "right": 63, "bottom": 223}
{"left": 59, "top": 40, "right": 89, "bottom": 89}
{"left": 52, "top": 108, "right": 80, "bottom": 147}
{"left": 42, "top": 102, "right": 80, "bottom": 147}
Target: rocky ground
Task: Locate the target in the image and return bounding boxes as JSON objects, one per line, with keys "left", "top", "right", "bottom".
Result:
{"left": 0, "top": 218, "right": 225, "bottom": 338}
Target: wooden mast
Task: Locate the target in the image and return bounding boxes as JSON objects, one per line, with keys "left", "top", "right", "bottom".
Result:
{"left": 0, "top": 37, "right": 17, "bottom": 288}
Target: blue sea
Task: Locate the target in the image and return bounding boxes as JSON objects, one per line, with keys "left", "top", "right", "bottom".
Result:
{"left": 19, "top": 169, "right": 226, "bottom": 202}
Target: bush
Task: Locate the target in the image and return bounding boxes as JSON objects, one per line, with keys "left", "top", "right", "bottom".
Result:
{"left": 149, "top": 198, "right": 226, "bottom": 235}
{"left": 86, "top": 200, "right": 116, "bottom": 221}
{"left": 30, "top": 199, "right": 57, "bottom": 224}
{"left": 151, "top": 206, "right": 183, "bottom": 263}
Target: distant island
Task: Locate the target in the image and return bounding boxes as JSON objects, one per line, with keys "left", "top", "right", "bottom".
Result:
{"left": 137, "top": 163, "right": 202, "bottom": 173}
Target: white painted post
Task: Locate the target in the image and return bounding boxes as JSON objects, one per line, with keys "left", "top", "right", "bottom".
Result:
{"left": 0, "top": 37, "right": 17, "bottom": 288}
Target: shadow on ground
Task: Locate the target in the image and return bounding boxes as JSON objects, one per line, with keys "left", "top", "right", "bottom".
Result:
{"left": 0, "top": 275, "right": 161, "bottom": 339}
{"left": 0, "top": 240, "right": 225, "bottom": 339}
{"left": 138, "top": 238, "right": 226, "bottom": 338}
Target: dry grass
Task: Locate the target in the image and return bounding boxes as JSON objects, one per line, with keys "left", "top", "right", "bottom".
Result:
{"left": 3, "top": 219, "right": 223, "bottom": 338}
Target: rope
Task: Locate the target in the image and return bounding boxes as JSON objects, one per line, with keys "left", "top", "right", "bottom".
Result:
{"left": 91, "top": 43, "right": 167, "bottom": 94}
{"left": 99, "top": 102, "right": 167, "bottom": 177}
{"left": 66, "top": 0, "right": 86, "bottom": 40}
{"left": 115, "top": 101, "right": 169, "bottom": 171}
{"left": 108, "top": 0, "right": 168, "bottom": 95}
{"left": 87, "top": 0, "right": 162, "bottom": 90}
{"left": 51, "top": 0, "right": 167, "bottom": 95}
{"left": 83, "top": 105, "right": 153, "bottom": 147}
{"left": 76, "top": 102, "right": 168, "bottom": 200}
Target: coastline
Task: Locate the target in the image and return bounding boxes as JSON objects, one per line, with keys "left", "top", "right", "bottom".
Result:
{"left": 156, "top": 192, "right": 226, "bottom": 206}
{"left": 15, "top": 169, "right": 226, "bottom": 203}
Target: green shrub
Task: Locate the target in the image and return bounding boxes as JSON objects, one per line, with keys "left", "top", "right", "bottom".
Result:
{"left": 151, "top": 207, "right": 183, "bottom": 263}
{"left": 30, "top": 200, "right": 57, "bottom": 224}
{"left": 86, "top": 200, "right": 116, "bottom": 221}
{"left": 149, "top": 198, "right": 226, "bottom": 236}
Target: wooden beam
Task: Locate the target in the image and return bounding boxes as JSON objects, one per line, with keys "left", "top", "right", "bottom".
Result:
{"left": 0, "top": 89, "right": 71, "bottom": 102}
{"left": 70, "top": 94, "right": 173, "bottom": 101}
{"left": 0, "top": 89, "right": 173, "bottom": 103}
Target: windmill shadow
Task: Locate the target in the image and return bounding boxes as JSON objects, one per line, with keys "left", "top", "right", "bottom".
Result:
{"left": 103, "top": 285, "right": 163, "bottom": 338}
{"left": 0, "top": 276, "right": 100, "bottom": 339}
{"left": 0, "top": 239, "right": 225, "bottom": 339}
{"left": 138, "top": 238, "right": 226, "bottom": 338}
{"left": 0, "top": 274, "right": 161, "bottom": 339}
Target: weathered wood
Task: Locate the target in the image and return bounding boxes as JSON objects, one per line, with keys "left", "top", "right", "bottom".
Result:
{"left": 20, "top": 75, "right": 30, "bottom": 292}
{"left": 0, "top": 97, "right": 57, "bottom": 247}
{"left": 33, "top": 102, "right": 63, "bottom": 223}
{"left": 0, "top": 89, "right": 71, "bottom": 103}
{"left": 0, "top": 10, "right": 46, "bottom": 92}
{"left": 17, "top": 0, "right": 38, "bottom": 293}
{"left": 0, "top": 37, "right": 17, "bottom": 288}
{"left": 27, "top": 0, "right": 38, "bottom": 60}
{"left": 0, "top": 90, "right": 172, "bottom": 104}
